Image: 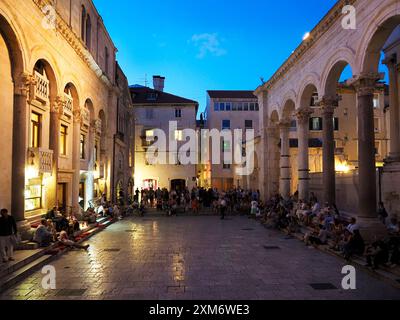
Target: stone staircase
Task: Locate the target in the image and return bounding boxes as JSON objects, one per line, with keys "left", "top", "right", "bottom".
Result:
{"left": 0, "top": 216, "right": 115, "bottom": 293}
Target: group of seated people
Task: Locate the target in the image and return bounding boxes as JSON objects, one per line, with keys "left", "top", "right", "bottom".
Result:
{"left": 261, "top": 194, "right": 400, "bottom": 270}
{"left": 33, "top": 207, "right": 89, "bottom": 250}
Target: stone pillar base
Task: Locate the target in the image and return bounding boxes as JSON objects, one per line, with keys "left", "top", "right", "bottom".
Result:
{"left": 357, "top": 217, "right": 388, "bottom": 243}
{"left": 17, "top": 220, "right": 33, "bottom": 241}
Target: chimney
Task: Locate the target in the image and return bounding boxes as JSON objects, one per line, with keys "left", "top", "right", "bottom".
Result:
{"left": 153, "top": 75, "right": 165, "bottom": 92}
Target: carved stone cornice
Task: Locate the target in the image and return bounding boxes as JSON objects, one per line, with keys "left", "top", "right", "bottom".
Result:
{"left": 32, "top": 0, "right": 114, "bottom": 90}
{"left": 260, "top": 0, "right": 357, "bottom": 91}
{"left": 348, "top": 73, "right": 382, "bottom": 97}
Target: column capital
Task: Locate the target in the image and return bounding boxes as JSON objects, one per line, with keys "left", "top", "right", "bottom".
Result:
{"left": 278, "top": 120, "right": 291, "bottom": 132}
{"left": 348, "top": 73, "right": 383, "bottom": 96}
{"left": 73, "top": 109, "right": 82, "bottom": 124}
{"left": 296, "top": 107, "right": 313, "bottom": 124}
{"left": 14, "top": 72, "right": 35, "bottom": 97}
{"left": 319, "top": 95, "right": 339, "bottom": 116}
{"left": 50, "top": 95, "right": 65, "bottom": 115}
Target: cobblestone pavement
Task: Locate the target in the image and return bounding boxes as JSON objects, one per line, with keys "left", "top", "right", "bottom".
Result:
{"left": 1, "top": 216, "right": 400, "bottom": 300}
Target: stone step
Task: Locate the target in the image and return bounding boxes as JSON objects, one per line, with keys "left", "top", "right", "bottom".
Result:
{"left": 0, "top": 248, "right": 45, "bottom": 279}
{"left": 0, "top": 254, "right": 53, "bottom": 293}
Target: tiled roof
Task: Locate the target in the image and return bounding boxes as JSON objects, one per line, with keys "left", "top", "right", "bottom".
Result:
{"left": 130, "top": 86, "right": 198, "bottom": 105}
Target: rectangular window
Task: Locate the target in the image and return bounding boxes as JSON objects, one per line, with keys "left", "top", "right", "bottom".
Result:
{"left": 175, "top": 130, "right": 184, "bottom": 141}
{"left": 223, "top": 163, "right": 231, "bottom": 169}
{"left": 373, "top": 94, "right": 379, "bottom": 108}
{"left": 374, "top": 118, "right": 380, "bottom": 132}
{"left": 222, "top": 140, "right": 231, "bottom": 152}
{"left": 375, "top": 142, "right": 380, "bottom": 155}
{"left": 60, "top": 125, "right": 68, "bottom": 156}
{"left": 255, "top": 103, "right": 260, "bottom": 111}
{"left": 334, "top": 118, "right": 339, "bottom": 131}
{"left": 250, "top": 103, "right": 255, "bottom": 111}
{"left": 232, "top": 103, "right": 237, "bottom": 111}
{"left": 175, "top": 109, "right": 182, "bottom": 118}
{"left": 214, "top": 102, "right": 219, "bottom": 111}
{"left": 220, "top": 102, "right": 225, "bottom": 111}
{"left": 237, "top": 103, "right": 243, "bottom": 111}
{"left": 243, "top": 103, "right": 249, "bottom": 111}
{"left": 30, "top": 112, "right": 41, "bottom": 148}
{"left": 245, "top": 120, "right": 253, "bottom": 129}
{"left": 310, "top": 92, "right": 319, "bottom": 107}
{"left": 310, "top": 117, "right": 323, "bottom": 131}
{"left": 80, "top": 134, "right": 86, "bottom": 159}
{"left": 225, "top": 102, "right": 231, "bottom": 111}
{"left": 222, "top": 120, "right": 231, "bottom": 130}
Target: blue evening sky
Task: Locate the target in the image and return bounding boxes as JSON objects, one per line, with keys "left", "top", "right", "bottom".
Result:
{"left": 93, "top": 0, "right": 383, "bottom": 115}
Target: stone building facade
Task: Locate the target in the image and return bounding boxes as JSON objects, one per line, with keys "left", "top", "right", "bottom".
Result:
{"left": 203, "top": 91, "right": 261, "bottom": 191}
{"left": 0, "top": 0, "right": 132, "bottom": 228}
{"left": 255, "top": 0, "right": 400, "bottom": 222}
{"left": 131, "top": 77, "right": 199, "bottom": 192}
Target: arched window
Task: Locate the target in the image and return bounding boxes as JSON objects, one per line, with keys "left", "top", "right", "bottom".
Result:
{"left": 105, "top": 47, "right": 109, "bottom": 74}
{"left": 81, "top": 5, "right": 86, "bottom": 40}
{"left": 85, "top": 15, "right": 92, "bottom": 50}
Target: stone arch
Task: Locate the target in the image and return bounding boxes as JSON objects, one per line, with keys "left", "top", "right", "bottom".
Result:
{"left": 321, "top": 47, "right": 356, "bottom": 96}
{"left": 32, "top": 59, "right": 59, "bottom": 103}
{"left": 281, "top": 98, "right": 296, "bottom": 121}
{"left": 269, "top": 109, "right": 280, "bottom": 125}
{"left": 357, "top": 1, "right": 400, "bottom": 73}
{"left": 64, "top": 82, "right": 80, "bottom": 112}
{"left": 296, "top": 73, "right": 320, "bottom": 109}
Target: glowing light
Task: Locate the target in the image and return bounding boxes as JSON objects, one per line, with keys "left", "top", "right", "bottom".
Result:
{"left": 335, "top": 159, "right": 350, "bottom": 173}
{"left": 303, "top": 32, "right": 311, "bottom": 41}
{"left": 25, "top": 166, "right": 39, "bottom": 180}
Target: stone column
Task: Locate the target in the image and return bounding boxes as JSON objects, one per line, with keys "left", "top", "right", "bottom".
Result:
{"left": 296, "top": 107, "right": 313, "bottom": 202}
{"left": 320, "top": 96, "right": 338, "bottom": 205}
{"left": 279, "top": 121, "right": 291, "bottom": 199}
{"left": 72, "top": 109, "right": 82, "bottom": 215}
{"left": 48, "top": 96, "right": 63, "bottom": 208}
{"left": 11, "top": 73, "right": 32, "bottom": 222}
{"left": 383, "top": 56, "right": 400, "bottom": 162}
{"left": 266, "top": 125, "right": 280, "bottom": 198}
{"left": 352, "top": 73, "right": 381, "bottom": 218}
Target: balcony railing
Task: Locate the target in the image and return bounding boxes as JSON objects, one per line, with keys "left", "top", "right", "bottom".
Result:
{"left": 29, "top": 148, "right": 54, "bottom": 174}
{"left": 34, "top": 71, "right": 50, "bottom": 104}
{"left": 63, "top": 92, "right": 73, "bottom": 116}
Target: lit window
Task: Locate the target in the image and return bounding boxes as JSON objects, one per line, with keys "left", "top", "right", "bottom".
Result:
{"left": 80, "top": 134, "right": 86, "bottom": 159}
{"left": 145, "top": 129, "right": 154, "bottom": 138}
{"left": 222, "top": 120, "right": 231, "bottom": 130}
{"left": 60, "top": 125, "right": 68, "bottom": 156}
{"left": 175, "top": 130, "right": 184, "bottom": 141}
{"left": 373, "top": 94, "right": 379, "bottom": 108}
{"left": 30, "top": 112, "right": 41, "bottom": 148}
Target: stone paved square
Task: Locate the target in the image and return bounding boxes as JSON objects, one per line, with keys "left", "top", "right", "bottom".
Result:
{"left": 1, "top": 216, "right": 399, "bottom": 300}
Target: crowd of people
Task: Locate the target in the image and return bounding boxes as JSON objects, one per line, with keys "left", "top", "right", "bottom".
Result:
{"left": 131, "top": 187, "right": 263, "bottom": 219}
{"left": 259, "top": 192, "right": 400, "bottom": 269}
